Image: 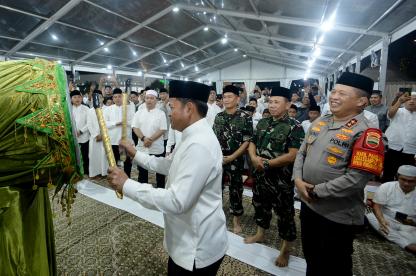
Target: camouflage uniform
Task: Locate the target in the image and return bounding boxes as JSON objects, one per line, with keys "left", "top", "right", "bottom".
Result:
{"left": 213, "top": 109, "right": 253, "bottom": 216}
{"left": 252, "top": 114, "right": 304, "bottom": 241}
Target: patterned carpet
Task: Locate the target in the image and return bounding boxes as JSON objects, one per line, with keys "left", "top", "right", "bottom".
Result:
{"left": 53, "top": 173, "right": 416, "bottom": 275}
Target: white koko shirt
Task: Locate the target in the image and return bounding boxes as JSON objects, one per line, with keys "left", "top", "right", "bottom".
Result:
{"left": 132, "top": 107, "right": 167, "bottom": 155}
{"left": 123, "top": 118, "right": 228, "bottom": 271}
{"left": 104, "top": 104, "right": 135, "bottom": 146}
{"left": 386, "top": 107, "right": 416, "bottom": 154}
{"left": 72, "top": 104, "right": 90, "bottom": 143}
{"left": 206, "top": 102, "right": 222, "bottom": 127}
{"left": 373, "top": 181, "right": 416, "bottom": 221}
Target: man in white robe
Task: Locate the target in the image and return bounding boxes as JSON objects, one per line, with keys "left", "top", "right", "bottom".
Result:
{"left": 87, "top": 90, "right": 109, "bottom": 177}
{"left": 366, "top": 165, "right": 416, "bottom": 253}
{"left": 71, "top": 90, "right": 90, "bottom": 175}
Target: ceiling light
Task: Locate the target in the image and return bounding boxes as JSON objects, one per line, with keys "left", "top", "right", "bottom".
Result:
{"left": 167, "top": 73, "right": 171, "bottom": 77}
{"left": 51, "top": 34, "right": 58, "bottom": 41}
{"left": 198, "top": 78, "right": 201, "bottom": 82}
{"left": 243, "top": 54, "right": 247, "bottom": 58}
{"left": 185, "top": 77, "right": 188, "bottom": 81}
{"left": 107, "top": 65, "right": 112, "bottom": 69}
{"left": 99, "top": 41, "right": 104, "bottom": 46}
{"left": 163, "top": 57, "right": 167, "bottom": 64}
{"left": 107, "top": 75, "right": 111, "bottom": 79}
{"left": 172, "top": 7, "right": 179, "bottom": 12}
{"left": 104, "top": 47, "right": 109, "bottom": 52}
{"left": 221, "top": 37, "right": 228, "bottom": 44}
{"left": 203, "top": 27, "right": 209, "bottom": 31}
{"left": 195, "top": 66, "right": 199, "bottom": 72}
{"left": 313, "top": 47, "right": 321, "bottom": 57}
{"left": 203, "top": 11, "right": 206, "bottom": 15}
{"left": 57, "top": 60, "right": 62, "bottom": 64}
{"left": 132, "top": 51, "right": 137, "bottom": 56}
{"left": 321, "top": 12, "right": 336, "bottom": 32}
{"left": 137, "top": 71, "right": 142, "bottom": 76}
{"left": 181, "top": 62, "right": 185, "bottom": 68}
{"left": 234, "top": 48, "right": 238, "bottom": 52}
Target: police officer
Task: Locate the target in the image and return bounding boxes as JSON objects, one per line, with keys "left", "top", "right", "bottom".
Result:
{"left": 293, "top": 72, "right": 385, "bottom": 276}
{"left": 213, "top": 85, "right": 253, "bottom": 234}
{"left": 244, "top": 86, "right": 304, "bottom": 268}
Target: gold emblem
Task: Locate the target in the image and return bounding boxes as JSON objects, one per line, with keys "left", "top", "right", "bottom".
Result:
{"left": 327, "top": 156, "right": 337, "bottom": 165}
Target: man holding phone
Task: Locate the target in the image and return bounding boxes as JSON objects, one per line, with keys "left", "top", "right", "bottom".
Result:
{"left": 366, "top": 165, "right": 416, "bottom": 254}
{"left": 383, "top": 91, "right": 416, "bottom": 182}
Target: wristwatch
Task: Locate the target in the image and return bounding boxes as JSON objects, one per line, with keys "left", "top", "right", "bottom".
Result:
{"left": 263, "top": 160, "right": 270, "bottom": 170}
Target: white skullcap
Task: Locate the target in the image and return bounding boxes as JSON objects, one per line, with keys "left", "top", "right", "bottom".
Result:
{"left": 411, "top": 91, "right": 416, "bottom": 96}
{"left": 145, "top": 90, "right": 158, "bottom": 97}
{"left": 398, "top": 165, "right": 416, "bottom": 177}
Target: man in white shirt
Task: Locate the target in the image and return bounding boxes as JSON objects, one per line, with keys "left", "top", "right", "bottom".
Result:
{"left": 71, "top": 90, "right": 90, "bottom": 175}
{"left": 383, "top": 92, "right": 416, "bottom": 182}
{"left": 157, "top": 87, "right": 171, "bottom": 155}
{"left": 366, "top": 165, "right": 416, "bottom": 253}
{"left": 108, "top": 80, "right": 228, "bottom": 275}
{"left": 132, "top": 90, "right": 167, "bottom": 188}
{"left": 248, "top": 98, "right": 263, "bottom": 129}
{"left": 86, "top": 90, "right": 109, "bottom": 177}
{"left": 206, "top": 88, "right": 222, "bottom": 127}
{"left": 104, "top": 88, "right": 135, "bottom": 177}
{"left": 301, "top": 105, "right": 321, "bottom": 133}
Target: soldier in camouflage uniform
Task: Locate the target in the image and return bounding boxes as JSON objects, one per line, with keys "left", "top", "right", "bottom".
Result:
{"left": 245, "top": 86, "right": 304, "bottom": 268}
{"left": 213, "top": 85, "right": 253, "bottom": 234}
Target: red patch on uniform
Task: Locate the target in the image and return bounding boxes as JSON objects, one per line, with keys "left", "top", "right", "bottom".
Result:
{"left": 349, "top": 128, "right": 384, "bottom": 176}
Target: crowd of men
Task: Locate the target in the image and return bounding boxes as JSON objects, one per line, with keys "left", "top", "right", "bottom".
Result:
{"left": 70, "top": 72, "right": 416, "bottom": 275}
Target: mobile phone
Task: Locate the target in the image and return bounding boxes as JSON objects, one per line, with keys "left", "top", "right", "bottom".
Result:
{"left": 395, "top": 211, "right": 407, "bottom": 222}
{"left": 399, "top": 87, "right": 411, "bottom": 93}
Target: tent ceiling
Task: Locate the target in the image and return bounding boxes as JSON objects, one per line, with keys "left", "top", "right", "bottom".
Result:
{"left": 0, "top": 0, "right": 415, "bottom": 79}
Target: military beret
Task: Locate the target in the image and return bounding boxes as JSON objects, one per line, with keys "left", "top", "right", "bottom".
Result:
{"left": 169, "top": 80, "right": 210, "bottom": 102}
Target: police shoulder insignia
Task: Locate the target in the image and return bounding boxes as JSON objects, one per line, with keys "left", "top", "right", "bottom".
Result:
{"left": 345, "top": 118, "right": 358, "bottom": 128}
{"left": 311, "top": 126, "right": 321, "bottom": 132}
{"left": 318, "top": 121, "right": 327, "bottom": 126}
